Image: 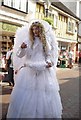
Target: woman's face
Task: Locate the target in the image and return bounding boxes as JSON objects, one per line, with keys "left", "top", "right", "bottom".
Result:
{"left": 32, "top": 26, "right": 39, "bottom": 37}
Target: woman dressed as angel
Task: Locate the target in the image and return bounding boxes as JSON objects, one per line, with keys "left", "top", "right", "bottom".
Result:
{"left": 7, "top": 20, "right": 62, "bottom": 118}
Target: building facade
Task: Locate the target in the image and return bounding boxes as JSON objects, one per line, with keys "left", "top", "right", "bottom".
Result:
{"left": 61, "top": 0, "right": 81, "bottom": 51}
{"left": 0, "top": 0, "right": 28, "bottom": 58}
{"left": 34, "top": 1, "right": 79, "bottom": 62}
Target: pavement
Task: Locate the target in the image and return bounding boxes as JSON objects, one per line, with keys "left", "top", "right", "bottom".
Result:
{"left": 0, "top": 63, "right": 80, "bottom": 119}
{"left": 57, "top": 64, "right": 80, "bottom": 119}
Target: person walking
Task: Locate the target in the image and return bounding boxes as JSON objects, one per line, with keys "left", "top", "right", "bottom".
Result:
{"left": 79, "top": 50, "right": 81, "bottom": 64}
{"left": 1, "top": 54, "right": 6, "bottom": 72}
{"left": 7, "top": 20, "right": 62, "bottom": 118}
{"left": 68, "top": 49, "right": 73, "bottom": 69}
{"left": 5, "top": 41, "right": 14, "bottom": 86}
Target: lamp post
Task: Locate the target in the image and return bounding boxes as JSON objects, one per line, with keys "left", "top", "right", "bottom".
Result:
{"left": 44, "top": 0, "right": 51, "bottom": 17}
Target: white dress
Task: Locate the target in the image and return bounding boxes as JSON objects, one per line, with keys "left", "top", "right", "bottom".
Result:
{"left": 7, "top": 28, "right": 62, "bottom": 118}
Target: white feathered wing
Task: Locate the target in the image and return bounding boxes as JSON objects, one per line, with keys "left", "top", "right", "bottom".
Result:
{"left": 13, "top": 24, "right": 29, "bottom": 77}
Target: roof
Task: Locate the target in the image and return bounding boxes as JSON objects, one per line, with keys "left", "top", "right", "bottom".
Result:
{"left": 51, "top": 1, "right": 81, "bottom": 21}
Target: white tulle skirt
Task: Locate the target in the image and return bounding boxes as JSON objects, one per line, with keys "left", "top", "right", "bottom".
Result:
{"left": 7, "top": 66, "right": 62, "bottom": 118}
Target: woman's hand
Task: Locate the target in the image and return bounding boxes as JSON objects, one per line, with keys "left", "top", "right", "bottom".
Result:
{"left": 21, "top": 42, "right": 27, "bottom": 49}
{"left": 46, "top": 61, "right": 52, "bottom": 68}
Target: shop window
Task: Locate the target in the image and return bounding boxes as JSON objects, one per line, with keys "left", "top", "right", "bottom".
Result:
{"left": 2, "top": 36, "right": 7, "bottom": 39}
{"left": 1, "top": 35, "right": 13, "bottom": 53}
{"left": 1, "top": 42, "right": 7, "bottom": 51}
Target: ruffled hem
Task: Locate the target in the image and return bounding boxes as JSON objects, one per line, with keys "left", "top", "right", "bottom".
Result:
{"left": 7, "top": 67, "right": 62, "bottom": 118}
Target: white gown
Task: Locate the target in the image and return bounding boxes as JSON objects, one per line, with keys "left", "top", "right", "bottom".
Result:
{"left": 7, "top": 25, "right": 62, "bottom": 118}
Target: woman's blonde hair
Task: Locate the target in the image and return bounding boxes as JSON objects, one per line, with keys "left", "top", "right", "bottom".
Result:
{"left": 29, "top": 21, "right": 47, "bottom": 53}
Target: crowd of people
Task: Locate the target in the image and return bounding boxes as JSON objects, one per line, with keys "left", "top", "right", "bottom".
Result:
{"left": 1, "top": 40, "right": 14, "bottom": 86}
{"left": 57, "top": 48, "right": 81, "bottom": 69}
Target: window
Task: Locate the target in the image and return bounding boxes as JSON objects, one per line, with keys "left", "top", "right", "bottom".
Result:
{"left": 36, "top": 3, "right": 44, "bottom": 13}
{"left": 36, "top": 3, "right": 44, "bottom": 19}
{"left": 54, "top": 15, "right": 58, "bottom": 28}
{"left": 68, "top": 21, "right": 72, "bottom": 32}
{"left": 67, "top": 18, "right": 75, "bottom": 34}
{"left": 51, "top": 14, "right": 54, "bottom": 19}
{"left": 2, "top": 0, "right": 28, "bottom": 13}
{"left": 48, "top": 12, "right": 58, "bottom": 28}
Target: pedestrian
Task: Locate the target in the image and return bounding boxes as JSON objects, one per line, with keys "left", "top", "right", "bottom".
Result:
{"left": 1, "top": 54, "right": 6, "bottom": 72}
{"left": 79, "top": 50, "right": 81, "bottom": 63}
{"left": 68, "top": 49, "right": 73, "bottom": 69}
{"left": 7, "top": 20, "right": 62, "bottom": 118}
{"left": 0, "top": 73, "right": 4, "bottom": 81}
{"left": 5, "top": 41, "right": 14, "bottom": 86}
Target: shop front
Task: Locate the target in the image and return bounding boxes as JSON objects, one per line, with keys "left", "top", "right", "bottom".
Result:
{"left": 0, "top": 22, "right": 21, "bottom": 55}
{"left": 0, "top": 22, "right": 21, "bottom": 68}
{"left": 57, "top": 38, "right": 77, "bottom": 67}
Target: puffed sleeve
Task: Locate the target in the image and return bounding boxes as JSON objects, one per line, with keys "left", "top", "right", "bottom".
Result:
{"left": 16, "top": 46, "right": 27, "bottom": 58}
{"left": 51, "top": 35, "right": 58, "bottom": 67}
{"left": 45, "top": 40, "right": 53, "bottom": 64}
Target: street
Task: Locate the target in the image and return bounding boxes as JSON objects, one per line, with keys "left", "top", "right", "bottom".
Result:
{"left": 0, "top": 64, "right": 80, "bottom": 119}
{"left": 57, "top": 64, "right": 80, "bottom": 119}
